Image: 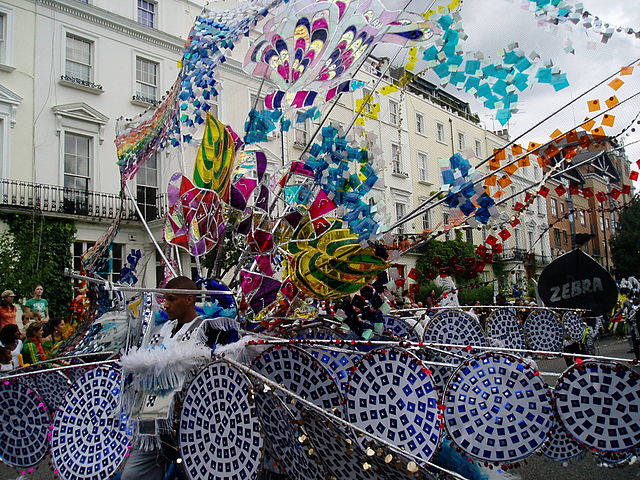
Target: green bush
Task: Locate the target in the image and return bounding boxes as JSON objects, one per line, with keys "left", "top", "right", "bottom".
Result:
{"left": 457, "top": 285, "right": 494, "bottom": 306}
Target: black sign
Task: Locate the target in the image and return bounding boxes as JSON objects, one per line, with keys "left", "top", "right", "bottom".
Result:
{"left": 537, "top": 249, "right": 618, "bottom": 316}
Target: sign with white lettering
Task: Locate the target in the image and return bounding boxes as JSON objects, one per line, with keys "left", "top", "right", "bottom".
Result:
{"left": 537, "top": 250, "right": 618, "bottom": 316}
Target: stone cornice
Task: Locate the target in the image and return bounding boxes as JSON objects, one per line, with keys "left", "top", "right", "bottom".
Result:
{"left": 35, "top": 0, "right": 185, "bottom": 54}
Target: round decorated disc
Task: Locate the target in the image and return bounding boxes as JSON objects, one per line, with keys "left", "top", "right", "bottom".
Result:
{"left": 524, "top": 309, "right": 563, "bottom": 352}
{"left": 0, "top": 380, "right": 49, "bottom": 467}
{"left": 540, "top": 424, "right": 584, "bottom": 461}
{"left": 423, "top": 309, "right": 486, "bottom": 358}
{"left": 294, "top": 327, "right": 360, "bottom": 393}
{"left": 255, "top": 391, "right": 325, "bottom": 480}
{"left": 555, "top": 361, "right": 640, "bottom": 452}
{"left": 346, "top": 347, "right": 441, "bottom": 462}
{"left": 485, "top": 308, "right": 525, "bottom": 350}
{"left": 50, "top": 366, "right": 131, "bottom": 480}
{"left": 444, "top": 353, "right": 553, "bottom": 463}
{"left": 178, "top": 361, "right": 262, "bottom": 480}
{"left": 24, "top": 370, "right": 71, "bottom": 413}
{"left": 383, "top": 315, "right": 422, "bottom": 341}
{"left": 562, "top": 311, "right": 586, "bottom": 344}
{"left": 252, "top": 345, "right": 343, "bottom": 415}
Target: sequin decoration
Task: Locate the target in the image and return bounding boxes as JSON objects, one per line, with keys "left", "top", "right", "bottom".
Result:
{"left": 50, "top": 366, "right": 131, "bottom": 480}
{"left": 255, "top": 391, "right": 325, "bottom": 480}
{"left": 540, "top": 423, "right": 584, "bottom": 461}
{"left": 178, "top": 361, "right": 262, "bottom": 480}
{"left": 346, "top": 347, "right": 441, "bottom": 462}
{"left": 252, "top": 345, "right": 343, "bottom": 415}
{"left": 383, "top": 315, "right": 422, "bottom": 342}
{"left": 0, "top": 381, "right": 49, "bottom": 468}
{"left": 423, "top": 309, "right": 487, "bottom": 354}
{"left": 554, "top": 361, "right": 640, "bottom": 452}
{"left": 444, "top": 353, "right": 553, "bottom": 463}
{"left": 524, "top": 309, "right": 564, "bottom": 352}
{"left": 485, "top": 308, "right": 525, "bottom": 350}
{"left": 24, "top": 371, "right": 71, "bottom": 413}
{"left": 293, "top": 327, "right": 360, "bottom": 393}
{"left": 562, "top": 311, "right": 587, "bottom": 344}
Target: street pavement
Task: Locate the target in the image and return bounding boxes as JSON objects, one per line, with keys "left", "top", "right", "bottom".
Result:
{"left": 1, "top": 337, "right": 638, "bottom": 480}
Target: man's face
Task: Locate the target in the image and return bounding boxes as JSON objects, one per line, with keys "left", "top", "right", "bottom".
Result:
{"left": 163, "top": 293, "right": 193, "bottom": 320}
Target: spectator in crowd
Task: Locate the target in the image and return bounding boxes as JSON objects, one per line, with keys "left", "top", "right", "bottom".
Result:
{"left": 0, "top": 290, "right": 17, "bottom": 330}
{"left": 425, "top": 289, "right": 438, "bottom": 309}
{"left": 24, "top": 285, "right": 49, "bottom": 334}
{"left": 22, "top": 321, "right": 47, "bottom": 365}
{"left": 0, "top": 324, "right": 23, "bottom": 369}
{"left": 0, "top": 347, "right": 12, "bottom": 372}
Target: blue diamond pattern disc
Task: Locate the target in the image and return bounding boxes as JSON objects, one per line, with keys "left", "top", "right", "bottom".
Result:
{"left": 179, "top": 361, "right": 262, "bottom": 480}
{"left": 24, "top": 370, "right": 71, "bottom": 413}
{"left": 540, "top": 424, "right": 584, "bottom": 461}
{"left": 485, "top": 309, "right": 525, "bottom": 350}
{"left": 0, "top": 380, "right": 49, "bottom": 468}
{"left": 423, "top": 309, "right": 486, "bottom": 356}
{"left": 562, "top": 311, "right": 586, "bottom": 344}
{"left": 554, "top": 361, "right": 640, "bottom": 452}
{"left": 383, "top": 315, "right": 422, "bottom": 341}
{"left": 346, "top": 347, "right": 441, "bottom": 462}
{"left": 444, "top": 353, "right": 553, "bottom": 463}
{"left": 294, "top": 327, "right": 360, "bottom": 393}
{"left": 252, "top": 345, "right": 343, "bottom": 415}
{"left": 524, "top": 309, "right": 563, "bottom": 352}
{"left": 255, "top": 391, "right": 325, "bottom": 480}
{"left": 51, "top": 366, "right": 131, "bottom": 480}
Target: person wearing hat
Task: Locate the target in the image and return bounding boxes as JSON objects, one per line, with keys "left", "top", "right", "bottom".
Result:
{"left": 0, "top": 290, "right": 17, "bottom": 330}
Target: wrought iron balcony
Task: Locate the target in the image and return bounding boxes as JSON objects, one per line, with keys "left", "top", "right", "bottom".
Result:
{"left": 0, "top": 179, "right": 168, "bottom": 222}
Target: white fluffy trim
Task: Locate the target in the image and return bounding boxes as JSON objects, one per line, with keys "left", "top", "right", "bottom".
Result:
{"left": 120, "top": 342, "right": 211, "bottom": 390}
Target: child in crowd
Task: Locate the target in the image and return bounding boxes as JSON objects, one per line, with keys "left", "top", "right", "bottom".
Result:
{"left": 22, "top": 322, "right": 47, "bottom": 365}
{"left": 0, "top": 346, "right": 12, "bottom": 372}
{"left": 0, "top": 324, "right": 23, "bottom": 369}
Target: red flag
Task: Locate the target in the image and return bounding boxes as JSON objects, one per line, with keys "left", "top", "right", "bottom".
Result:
{"left": 509, "top": 218, "right": 521, "bottom": 227}
{"left": 524, "top": 192, "right": 534, "bottom": 203}
{"left": 630, "top": 171, "right": 639, "bottom": 181}
{"left": 636, "top": 159, "right": 640, "bottom": 169}
{"left": 395, "top": 278, "right": 406, "bottom": 287}
{"left": 485, "top": 235, "right": 498, "bottom": 246}
{"left": 582, "top": 187, "right": 594, "bottom": 197}
{"left": 554, "top": 185, "right": 567, "bottom": 196}
{"left": 499, "top": 229, "right": 511, "bottom": 241}
{"left": 409, "top": 283, "right": 419, "bottom": 294}
{"left": 476, "top": 245, "right": 487, "bottom": 256}
{"left": 539, "top": 186, "right": 550, "bottom": 197}
{"left": 610, "top": 188, "right": 621, "bottom": 200}
{"left": 569, "top": 184, "right": 579, "bottom": 195}
{"left": 492, "top": 243, "right": 504, "bottom": 253}
{"left": 408, "top": 268, "right": 420, "bottom": 281}
{"left": 514, "top": 202, "right": 525, "bottom": 212}
{"left": 596, "top": 192, "right": 607, "bottom": 203}
{"left": 622, "top": 184, "right": 632, "bottom": 195}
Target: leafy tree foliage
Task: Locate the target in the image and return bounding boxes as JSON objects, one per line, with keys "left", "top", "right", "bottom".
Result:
{"left": 415, "top": 238, "right": 477, "bottom": 285}
{"left": 611, "top": 196, "right": 640, "bottom": 279}
{"left": 0, "top": 212, "right": 76, "bottom": 318}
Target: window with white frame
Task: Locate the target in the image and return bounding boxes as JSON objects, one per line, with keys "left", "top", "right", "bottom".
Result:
{"left": 391, "top": 143, "right": 402, "bottom": 174}
{"left": 537, "top": 197, "right": 544, "bottom": 214}
{"left": 63, "top": 133, "right": 91, "bottom": 215}
{"left": 465, "top": 227, "right": 474, "bottom": 243}
{"left": 579, "top": 210, "right": 586, "bottom": 226}
{"left": 0, "top": 5, "right": 14, "bottom": 68}
{"left": 74, "top": 241, "right": 122, "bottom": 282}
{"left": 210, "top": 93, "right": 219, "bottom": 118}
{"left": 514, "top": 228, "right": 521, "bottom": 249}
{"left": 551, "top": 198, "right": 558, "bottom": 216}
{"left": 528, "top": 231, "right": 535, "bottom": 252}
{"left": 417, "top": 151, "right": 428, "bottom": 182}
{"left": 415, "top": 112, "right": 424, "bottom": 134}
{"left": 0, "top": 13, "right": 5, "bottom": 64}
{"left": 436, "top": 121, "right": 446, "bottom": 143}
{"left": 389, "top": 99, "right": 399, "bottom": 125}
{"left": 395, "top": 202, "right": 406, "bottom": 234}
{"left": 559, "top": 201, "right": 566, "bottom": 214}
{"left": 137, "top": 153, "right": 158, "bottom": 220}
{"left": 294, "top": 112, "right": 309, "bottom": 146}
{"left": 422, "top": 211, "right": 430, "bottom": 231}
{"left": 65, "top": 34, "right": 93, "bottom": 83}
{"left": 135, "top": 57, "right": 158, "bottom": 103}
{"left": 457, "top": 131, "right": 465, "bottom": 152}
{"left": 474, "top": 139, "right": 482, "bottom": 158}
{"left": 360, "top": 88, "right": 373, "bottom": 114}
{"left": 137, "top": 0, "right": 156, "bottom": 28}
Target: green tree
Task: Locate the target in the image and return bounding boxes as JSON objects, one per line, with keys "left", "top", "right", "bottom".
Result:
{"left": 0, "top": 213, "right": 76, "bottom": 318}
{"left": 611, "top": 196, "right": 640, "bottom": 278}
{"left": 415, "top": 239, "right": 477, "bottom": 285}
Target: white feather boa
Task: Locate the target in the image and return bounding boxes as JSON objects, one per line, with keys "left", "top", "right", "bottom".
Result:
{"left": 120, "top": 342, "right": 211, "bottom": 391}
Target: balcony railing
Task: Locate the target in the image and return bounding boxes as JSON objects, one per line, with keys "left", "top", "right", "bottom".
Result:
{"left": 498, "top": 248, "right": 550, "bottom": 265}
{"left": 0, "top": 179, "right": 168, "bottom": 222}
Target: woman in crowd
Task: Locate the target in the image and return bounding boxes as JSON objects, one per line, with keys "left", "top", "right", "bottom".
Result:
{"left": 0, "top": 290, "right": 18, "bottom": 330}
{"left": 0, "top": 324, "right": 23, "bottom": 369}
{"left": 24, "top": 285, "right": 50, "bottom": 334}
{"left": 22, "top": 321, "right": 47, "bottom": 365}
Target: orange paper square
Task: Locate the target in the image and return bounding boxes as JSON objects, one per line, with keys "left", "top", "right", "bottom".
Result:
{"left": 484, "top": 175, "right": 497, "bottom": 187}
{"left": 605, "top": 96, "right": 619, "bottom": 108}
{"left": 511, "top": 144, "right": 523, "bottom": 156}
{"left": 493, "top": 190, "right": 504, "bottom": 199}
{"left": 581, "top": 118, "right": 595, "bottom": 131}
{"left": 550, "top": 129, "right": 564, "bottom": 139}
{"left": 591, "top": 127, "right": 606, "bottom": 137}
{"left": 602, "top": 114, "right": 616, "bottom": 127}
{"left": 621, "top": 66, "right": 634, "bottom": 76}
{"left": 518, "top": 155, "right": 531, "bottom": 167}
{"left": 489, "top": 158, "right": 501, "bottom": 170}
{"left": 493, "top": 148, "right": 506, "bottom": 161}
{"left": 504, "top": 163, "right": 518, "bottom": 175}
{"left": 608, "top": 78, "right": 624, "bottom": 91}
{"left": 537, "top": 156, "right": 549, "bottom": 168}
{"left": 566, "top": 130, "right": 579, "bottom": 143}
{"left": 527, "top": 142, "right": 541, "bottom": 155}
{"left": 587, "top": 99, "right": 601, "bottom": 112}
{"left": 497, "top": 175, "right": 512, "bottom": 188}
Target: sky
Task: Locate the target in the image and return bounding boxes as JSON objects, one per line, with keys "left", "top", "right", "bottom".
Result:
{"left": 383, "top": 0, "right": 640, "bottom": 176}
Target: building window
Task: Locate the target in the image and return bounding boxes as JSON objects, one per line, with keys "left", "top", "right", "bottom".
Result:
{"left": 528, "top": 231, "right": 535, "bottom": 252}
{"left": 465, "top": 228, "right": 474, "bottom": 244}
{"left": 579, "top": 210, "right": 586, "bottom": 226}
{"left": 562, "top": 231, "right": 568, "bottom": 245}
{"left": 389, "top": 99, "right": 399, "bottom": 125}
{"left": 135, "top": 57, "right": 158, "bottom": 103}
{"left": 457, "top": 131, "right": 465, "bottom": 152}
{"left": 137, "top": 153, "right": 158, "bottom": 220}
{"left": 606, "top": 217, "right": 610, "bottom": 229}
{"left": 0, "top": 13, "right": 6, "bottom": 64}
{"left": 510, "top": 186, "right": 517, "bottom": 206}
{"left": 559, "top": 201, "right": 566, "bottom": 214}
{"left": 443, "top": 212, "right": 450, "bottom": 240}
{"left": 600, "top": 216, "right": 605, "bottom": 231}
{"left": 474, "top": 139, "right": 482, "bottom": 158}
{"left": 137, "top": 0, "right": 156, "bottom": 28}
{"left": 395, "top": 202, "right": 406, "bottom": 234}
{"left": 551, "top": 198, "right": 558, "bottom": 217}
{"left": 63, "top": 133, "right": 91, "bottom": 215}
{"left": 294, "top": 113, "right": 309, "bottom": 146}
{"left": 417, "top": 152, "right": 428, "bottom": 182}
{"left": 436, "top": 121, "right": 446, "bottom": 143}
{"left": 416, "top": 113, "right": 424, "bottom": 134}
{"left": 422, "top": 210, "right": 430, "bottom": 231}
{"left": 514, "top": 228, "right": 521, "bottom": 249}
{"left": 391, "top": 143, "right": 402, "bottom": 174}
{"left": 537, "top": 197, "right": 544, "bottom": 214}
{"left": 553, "top": 228, "right": 561, "bottom": 247}
{"left": 360, "top": 88, "right": 373, "bottom": 115}
{"left": 65, "top": 34, "right": 93, "bottom": 83}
